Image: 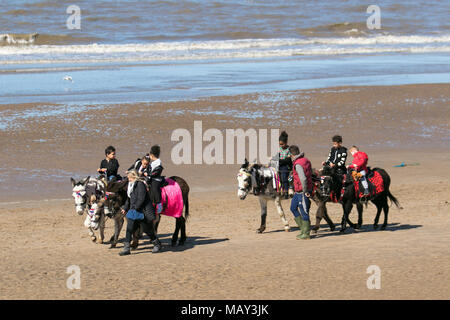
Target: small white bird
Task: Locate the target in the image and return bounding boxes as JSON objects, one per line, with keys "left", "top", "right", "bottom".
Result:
{"left": 63, "top": 75, "right": 73, "bottom": 83}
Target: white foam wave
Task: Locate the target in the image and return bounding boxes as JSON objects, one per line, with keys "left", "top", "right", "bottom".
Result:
{"left": 0, "top": 33, "right": 38, "bottom": 45}
{"left": 0, "top": 34, "right": 449, "bottom": 66}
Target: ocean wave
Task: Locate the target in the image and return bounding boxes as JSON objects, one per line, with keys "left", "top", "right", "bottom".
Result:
{"left": 0, "top": 33, "right": 103, "bottom": 46}
{"left": 0, "top": 33, "right": 38, "bottom": 45}
{"left": 1, "top": 34, "right": 449, "bottom": 50}
{"left": 1, "top": 35, "right": 449, "bottom": 65}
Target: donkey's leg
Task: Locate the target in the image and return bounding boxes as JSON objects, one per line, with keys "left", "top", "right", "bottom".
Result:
{"left": 355, "top": 202, "right": 363, "bottom": 229}
{"left": 84, "top": 215, "right": 96, "bottom": 242}
{"left": 172, "top": 217, "right": 181, "bottom": 246}
{"left": 179, "top": 197, "right": 189, "bottom": 245}
{"left": 312, "top": 199, "right": 324, "bottom": 232}
{"left": 340, "top": 202, "right": 353, "bottom": 233}
{"left": 322, "top": 205, "right": 336, "bottom": 231}
{"left": 97, "top": 215, "right": 105, "bottom": 244}
{"left": 381, "top": 199, "right": 389, "bottom": 230}
{"left": 179, "top": 216, "right": 187, "bottom": 245}
{"left": 373, "top": 198, "right": 383, "bottom": 230}
{"left": 275, "top": 196, "right": 290, "bottom": 232}
{"left": 257, "top": 197, "right": 267, "bottom": 233}
{"left": 89, "top": 227, "right": 96, "bottom": 242}
{"left": 110, "top": 216, "right": 123, "bottom": 248}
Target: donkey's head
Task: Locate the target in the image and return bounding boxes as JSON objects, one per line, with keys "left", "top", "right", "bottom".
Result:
{"left": 316, "top": 167, "right": 334, "bottom": 198}
{"left": 237, "top": 159, "right": 252, "bottom": 200}
{"left": 71, "top": 176, "right": 90, "bottom": 215}
{"left": 102, "top": 178, "right": 128, "bottom": 218}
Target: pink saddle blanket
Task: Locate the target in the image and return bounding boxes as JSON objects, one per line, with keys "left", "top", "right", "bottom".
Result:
{"left": 160, "top": 178, "right": 184, "bottom": 218}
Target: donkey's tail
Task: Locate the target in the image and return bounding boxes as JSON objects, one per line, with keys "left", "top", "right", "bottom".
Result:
{"left": 387, "top": 190, "right": 402, "bottom": 209}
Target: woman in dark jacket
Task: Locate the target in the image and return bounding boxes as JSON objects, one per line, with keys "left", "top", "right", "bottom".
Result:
{"left": 119, "top": 170, "right": 162, "bottom": 256}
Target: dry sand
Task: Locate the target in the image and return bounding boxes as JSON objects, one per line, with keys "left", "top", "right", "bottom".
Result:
{"left": 0, "top": 84, "right": 449, "bottom": 299}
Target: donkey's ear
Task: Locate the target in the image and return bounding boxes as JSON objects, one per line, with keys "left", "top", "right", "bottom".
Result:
{"left": 82, "top": 176, "right": 90, "bottom": 186}
{"left": 70, "top": 178, "right": 76, "bottom": 187}
{"left": 241, "top": 158, "right": 249, "bottom": 169}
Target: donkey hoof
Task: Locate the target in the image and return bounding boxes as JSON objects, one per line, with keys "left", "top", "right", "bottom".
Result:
{"left": 256, "top": 227, "right": 265, "bottom": 234}
{"left": 284, "top": 227, "right": 290, "bottom": 232}
{"left": 90, "top": 236, "right": 97, "bottom": 242}
{"left": 97, "top": 238, "right": 103, "bottom": 244}
{"left": 109, "top": 244, "right": 116, "bottom": 249}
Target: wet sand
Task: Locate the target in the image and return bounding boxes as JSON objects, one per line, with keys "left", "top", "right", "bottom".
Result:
{"left": 0, "top": 83, "right": 449, "bottom": 299}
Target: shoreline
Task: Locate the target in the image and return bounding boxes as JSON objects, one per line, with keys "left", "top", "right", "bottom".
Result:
{"left": 1, "top": 82, "right": 449, "bottom": 202}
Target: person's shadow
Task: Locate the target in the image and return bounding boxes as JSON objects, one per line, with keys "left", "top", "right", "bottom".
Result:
{"left": 130, "top": 235, "right": 230, "bottom": 254}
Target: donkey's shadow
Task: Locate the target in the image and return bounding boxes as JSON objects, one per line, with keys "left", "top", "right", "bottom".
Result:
{"left": 312, "top": 222, "right": 422, "bottom": 239}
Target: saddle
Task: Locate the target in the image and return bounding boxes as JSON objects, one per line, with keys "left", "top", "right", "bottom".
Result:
{"left": 352, "top": 168, "right": 384, "bottom": 198}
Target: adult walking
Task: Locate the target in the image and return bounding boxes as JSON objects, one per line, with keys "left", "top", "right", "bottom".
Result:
{"left": 119, "top": 170, "right": 162, "bottom": 256}
{"left": 289, "top": 145, "right": 313, "bottom": 240}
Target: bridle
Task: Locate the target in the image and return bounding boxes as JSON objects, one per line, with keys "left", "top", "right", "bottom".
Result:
{"left": 73, "top": 190, "right": 88, "bottom": 208}
{"left": 237, "top": 170, "right": 252, "bottom": 193}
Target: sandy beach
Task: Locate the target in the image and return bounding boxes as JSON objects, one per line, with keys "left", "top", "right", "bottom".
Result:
{"left": 1, "top": 83, "right": 449, "bottom": 299}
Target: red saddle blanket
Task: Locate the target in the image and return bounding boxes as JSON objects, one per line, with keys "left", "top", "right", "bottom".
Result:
{"left": 353, "top": 170, "right": 384, "bottom": 198}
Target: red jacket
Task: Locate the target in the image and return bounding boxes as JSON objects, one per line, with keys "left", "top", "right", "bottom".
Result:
{"left": 292, "top": 156, "right": 313, "bottom": 193}
{"left": 351, "top": 151, "right": 368, "bottom": 172}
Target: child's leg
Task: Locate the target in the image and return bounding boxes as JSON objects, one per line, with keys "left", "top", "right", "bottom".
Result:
{"left": 360, "top": 170, "right": 369, "bottom": 194}
{"left": 279, "top": 165, "right": 290, "bottom": 193}
{"left": 151, "top": 179, "right": 162, "bottom": 204}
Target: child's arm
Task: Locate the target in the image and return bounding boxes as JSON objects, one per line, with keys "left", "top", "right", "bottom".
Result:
{"left": 323, "top": 150, "right": 332, "bottom": 165}
{"left": 336, "top": 149, "right": 347, "bottom": 167}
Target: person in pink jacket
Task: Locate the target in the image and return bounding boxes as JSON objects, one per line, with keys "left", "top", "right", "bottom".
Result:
{"left": 347, "top": 146, "right": 370, "bottom": 196}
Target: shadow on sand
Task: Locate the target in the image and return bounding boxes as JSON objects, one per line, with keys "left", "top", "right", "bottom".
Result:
{"left": 258, "top": 222, "right": 421, "bottom": 238}
{"left": 109, "top": 235, "right": 230, "bottom": 254}
{"left": 312, "top": 222, "right": 422, "bottom": 239}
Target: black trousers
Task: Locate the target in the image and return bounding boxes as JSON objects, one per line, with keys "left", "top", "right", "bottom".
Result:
{"left": 150, "top": 178, "right": 163, "bottom": 204}
{"left": 125, "top": 217, "right": 157, "bottom": 243}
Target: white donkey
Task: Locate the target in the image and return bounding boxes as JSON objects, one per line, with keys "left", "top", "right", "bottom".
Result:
{"left": 70, "top": 176, "right": 107, "bottom": 243}
{"left": 237, "top": 159, "right": 292, "bottom": 233}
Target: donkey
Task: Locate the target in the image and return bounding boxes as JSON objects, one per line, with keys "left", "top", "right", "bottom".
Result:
{"left": 101, "top": 176, "right": 190, "bottom": 248}
{"left": 70, "top": 176, "right": 107, "bottom": 243}
{"left": 318, "top": 167, "right": 401, "bottom": 232}
{"left": 237, "top": 159, "right": 291, "bottom": 233}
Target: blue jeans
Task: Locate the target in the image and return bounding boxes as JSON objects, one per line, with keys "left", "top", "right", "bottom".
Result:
{"left": 290, "top": 192, "right": 310, "bottom": 221}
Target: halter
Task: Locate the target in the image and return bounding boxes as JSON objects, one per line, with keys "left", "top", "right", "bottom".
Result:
{"left": 73, "top": 190, "right": 87, "bottom": 207}
{"left": 237, "top": 171, "right": 252, "bottom": 192}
